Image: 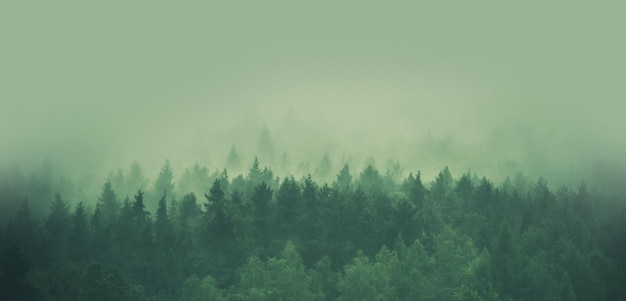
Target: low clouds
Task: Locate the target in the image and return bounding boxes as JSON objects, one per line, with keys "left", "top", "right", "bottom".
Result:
{"left": 1, "top": 1, "right": 625, "bottom": 192}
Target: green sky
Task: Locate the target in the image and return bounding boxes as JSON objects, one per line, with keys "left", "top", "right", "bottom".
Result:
{"left": 2, "top": 1, "right": 625, "bottom": 186}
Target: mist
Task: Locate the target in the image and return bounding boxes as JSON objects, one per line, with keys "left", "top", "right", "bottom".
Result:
{"left": 2, "top": 0, "right": 626, "bottom": 194}
{"left": 4, "top": 2, "right": 626, "bottom": 300}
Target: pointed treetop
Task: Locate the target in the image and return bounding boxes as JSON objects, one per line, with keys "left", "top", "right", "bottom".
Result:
{"left": 251, "top": 156, "right": 260, "bottom": 173}
{"left": 257, "top": 124, "right": 275, "bottom": 161}
{"left": 127, "top": 161, "right": 149, "bottom": 193}
{"left": 432, "top": 166, "right": 454, "bottom": 189}
{"left": 314, "top": 152, "right": 332, "bottom": 180}
{"left": 248, "top": 157, "right": 262, "bottom": 183}
{"left": 154, "top": 159, "right": 175, "bottom": 197}
{"left": 456, "top": 172, "right": 474, "bottom": 195}
{"left": 207, "top": 179, "right": 225, "bottom": 204}
{"left": 132, "top": 190, "right": 146, "bottom": 215}
{"left": 227, "top": 145, "right": 242, "bottom": 170}
{"left": 334, "top": 164, "right": 352, "bottom": 191}
{"left": 49, "top": 192, "right": 69, "bottom": 217}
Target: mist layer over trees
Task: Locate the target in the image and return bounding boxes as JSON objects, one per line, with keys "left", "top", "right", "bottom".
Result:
{"left": 3, "top": 1, "right": 626, "bottom": 300}
{"left": 2, "top": 1, "right": 626, "bottom": 193}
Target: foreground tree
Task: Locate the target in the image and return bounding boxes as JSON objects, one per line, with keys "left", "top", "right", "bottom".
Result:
{"left": 34, "top": 262, "right": 144, "bottom": 301}
{"left": 235, "top": 241, "right": 319, "bottom": 301}
{"left": 2, "top": 159, "right": 625, "bottom": 300}
{"left": 0, "top": 244, "right": 39, "bottom": 301}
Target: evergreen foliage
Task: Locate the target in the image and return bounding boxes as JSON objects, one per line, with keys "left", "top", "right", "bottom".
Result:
{"left": 1, "top": 157, "right": 625, "bottom": 300}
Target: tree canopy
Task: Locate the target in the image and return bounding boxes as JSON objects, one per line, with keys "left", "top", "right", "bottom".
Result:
{"left": 1, "top": 157, "right": 625, "bottom": 300}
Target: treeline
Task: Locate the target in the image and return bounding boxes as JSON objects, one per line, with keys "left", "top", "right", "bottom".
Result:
{"left": 1, "top": 157, "right": 625, "bottom": 300}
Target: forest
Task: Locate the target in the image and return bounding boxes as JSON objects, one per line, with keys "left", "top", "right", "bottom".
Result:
{"left": 1, "top": 155, "right": 625, "bottom": 301}
{"left": 4, "top": 1, "right": 626, "bottom": 300}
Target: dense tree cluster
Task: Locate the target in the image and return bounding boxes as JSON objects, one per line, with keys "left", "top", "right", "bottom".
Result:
{"left": 1, "top": 158, "right": 625, "bottom": 300}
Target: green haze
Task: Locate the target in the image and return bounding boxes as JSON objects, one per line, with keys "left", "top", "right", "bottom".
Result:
{"left": 2, "top": 1, "right": 625, "bottom": 188}
{"left": 2, "top": 2, "right": 626, "bottom": 299}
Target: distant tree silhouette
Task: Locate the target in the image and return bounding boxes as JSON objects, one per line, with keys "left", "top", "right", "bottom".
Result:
{"left": 314, "top": 152, "right": 333, "bottom": 181}
{"left": 226, "top": 145, "right": 242, "bottom": 172}
{"left": 257, "top": 125, "right": 275, "bottom": 164}
{"left": 126, "top": 161, "right": 149, "bottom": 195}
{"left": 333, "top": 164, "right": 353, "bottom": 193}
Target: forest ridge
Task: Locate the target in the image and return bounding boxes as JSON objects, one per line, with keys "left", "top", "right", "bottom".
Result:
{"left": 3, "top": 1, "right": 626, "bottom": 300}
{"left": 1, "top": 156, "right": 625, "bottom": 301}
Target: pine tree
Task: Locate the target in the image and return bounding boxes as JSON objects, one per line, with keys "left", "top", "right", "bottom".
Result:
{"left": 176, "top": 192, "right": 199, "bottom": 261}
{"left": 251, "top": 181, "right": 273, "bottom": 251}
{"left": 126, "top": 161, "right": 149, "bottom": 194}
{"left": 153, "top": 191, "right": 179, "bottom": 295}
{"left": 178, "top": 162, "right": 210, "bottom": 200}
{"left": 216, "top": 169, "right": 230, "bottom": 195}
{"left": 155, "top": 191, "right": 173, "bottom": 249}
{"left": 257, "top": 125, "right": 275, "bottom": 163}
{"left": 205, "top": 179, "right": 238, "bottom": 287}
{"left": 333, "top": 164, "right": 353, "bottom": 193}
{"left": 132, "top": 190, "right": 149, "bottom": 226}
{"left": 359, "top": 164, "right": 383, "bottom": 195}
{"left": 98, "top": 180, "right": 120, "bottom": 226}
{"left": 401, "top": 171, "right": 426, "bottom": 207}
{"left": 110, "top": 168, "right": 127, "bottom": 198}
{"left": 226, "top": 145, "right": 242, "bottom": 172}
{"left": 430, "top": 166, "right": 454, "bottom": 202}
{"left": 179, "top": 192, "right": 201, "bottom": 230}
{"left": 129, "top": 190, "right": 155, "bottom": 288}
{"left": 45, "top": 192, "right": 71, "bottom": 261}
{"left": 68, "top": 202, "right": 89, "bottom": 262}
{"left": 314, "top": 152, "right": 332, "bottom": 181}
{"left": 205, "top": 180, "right": 233, "bottom": 242}
{"left": 113, "top": 196, "right": 133, "bottom": 263}
{"left": 276, "top": 176, "right": 301, "bottom": 235}
{"left": 455, "top": 172, "right": 475, "bottom": 202}
{"left": 248, "top": 157, "right": 262, "bottom": 185}
{"left": 153, "top": 160, "right": 175, "bottom": 205}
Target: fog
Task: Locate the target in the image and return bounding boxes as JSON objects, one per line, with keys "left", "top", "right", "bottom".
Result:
{"left": 2, "top": 1, "right": 626, "bottom": 194}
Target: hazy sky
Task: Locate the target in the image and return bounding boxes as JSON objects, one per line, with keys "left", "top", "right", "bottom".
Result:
{"left": 2, "top": 1, "right": 625, "bottom": 187}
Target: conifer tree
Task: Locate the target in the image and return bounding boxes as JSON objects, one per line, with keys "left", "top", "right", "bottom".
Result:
{"left": 401, "top": 171, "right": 426, "bottom": 207}
{"left": 430, "top": 166, "right": 454, "bottom": 202}
{"left": 247, "top": 157, "right": 262, "bottom": 185}
{"left": 226, "top": 145, "right": 242, "bottom": 172}
{"left": 257, "top": 125, "right": 275, "bottom": 164}
{"left": 276, "top": 176, "right": 301, "bottom": 235}
{"left": 154, "top": 191, "right": 173, "bottom": 249}
{"left": 153, "top": 160, "right": 175, "bottom": 205}
{"left": 45, "top": 192, "right": 71, "bottom": 261}
{"left": 126, "top": 161, "right": 149, "bottom": 194}
{"left": 251, "top": 181, "right": 273, "bottom": 251}
{"left": 68, "top": 202, "right": 89, "bottom": 261}
{"left": 314, "top": 152, "right": 332, "bottom": 181}
{"left": 98, "top": 180, "right": 120, "bottom": 226}
{"left": 205, "top": 180, "right": 234, "bottom": 244}
{"left": 334, "top": 164, "right": 353, "bottom": 193}
{"left": 205, "top": 179, "right": 239, "bottom": 287}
